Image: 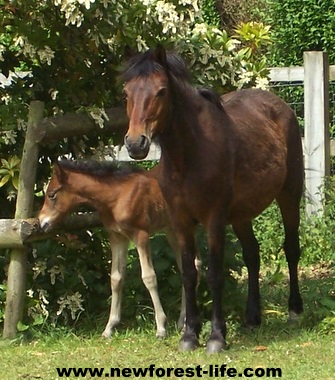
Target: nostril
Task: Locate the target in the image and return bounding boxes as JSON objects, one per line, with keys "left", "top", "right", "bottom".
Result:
{"left": 140, "top": 135, "right": 148, "bottom": 149}
{"left": 124, "top": 135, "right": 129, "bottom": 147}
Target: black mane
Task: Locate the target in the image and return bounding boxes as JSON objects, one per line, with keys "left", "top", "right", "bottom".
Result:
{"left": 197, "top": 88, "right": 224, "bottom": 112}
{"left": 58, "top": 159, "right": 144, "bottom": 179}
{"left": 122, "top": 48, "right": 191, "bottom": 83}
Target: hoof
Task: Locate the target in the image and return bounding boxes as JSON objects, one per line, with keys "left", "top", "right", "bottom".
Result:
{"left": 206, "top": 338, "right": 227, "bottom": 354}
{"left": 156, "top": 331, "right": 166, "bottom": 339}
{"left": 179, "top": 334, "right": 199, "bottom": 351}
{"left": 206, "top": 331, "right": 227, "bottom": 354}
{"left": 101, "top": 331, "right": 111, "bottom": 339}
{"left": 288, "top": 310, "right": 302, "bottom": 322}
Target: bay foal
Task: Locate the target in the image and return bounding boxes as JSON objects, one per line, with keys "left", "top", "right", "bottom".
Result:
{"left": 39, "top": 159, "right": 200, "bottom": 338}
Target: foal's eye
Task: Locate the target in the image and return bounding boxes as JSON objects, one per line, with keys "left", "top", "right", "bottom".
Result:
{"left": 156, "top": 88, "right": 167, "bottom": 98}
{"left": 48, "top": 192, "right": 57, "bottom": 201}
{"left": 122, "top": 90, "right": 128, "bottom": 101}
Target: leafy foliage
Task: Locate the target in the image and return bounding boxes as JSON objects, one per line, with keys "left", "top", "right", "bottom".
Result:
{"left": 0, "top": 0, "right": 272, "bottom": 212}
{"left": 264, "top": 0, "right": 335, "bottom": 66}
{"left": 0, "top": 155, "right": 20, "bottom": 190}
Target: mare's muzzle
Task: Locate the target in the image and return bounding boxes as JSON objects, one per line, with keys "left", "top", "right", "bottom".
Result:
{"left": 124, "top": 135, "right": 150, "bottom": 160}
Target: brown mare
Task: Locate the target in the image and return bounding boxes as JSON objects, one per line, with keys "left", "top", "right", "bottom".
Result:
{"left": 122, "top": 46, "right": 304, "bottom": 353}
{"left": 38, "top": 159, "right": 201, "bottom": 338}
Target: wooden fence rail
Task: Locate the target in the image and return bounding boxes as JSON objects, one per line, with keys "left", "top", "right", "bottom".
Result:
{"left": 0, "top": 213, "right": 101, "bottom": 249}
{"left": 1, "top": 51, "right": 335, "bottom": 338}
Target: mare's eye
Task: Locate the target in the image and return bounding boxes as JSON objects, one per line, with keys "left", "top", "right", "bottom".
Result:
{"left": 48, "top": 192, "right": 57, "bottom": 201}
{"left": 122, "top": 90, "right": 128, "bottom": 100}
{"left": 156, "top": 88, "right": 167, "bottom": 98}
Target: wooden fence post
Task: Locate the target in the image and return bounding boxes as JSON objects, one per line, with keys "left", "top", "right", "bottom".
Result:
{"left": 3, "top": 100, "right": 44, "bottom": 339}
{"left": 304, "top": 51, "right": 330, "bottom": 216}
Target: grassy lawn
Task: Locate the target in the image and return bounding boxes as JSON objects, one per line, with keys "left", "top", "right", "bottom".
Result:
{"left": 1, "top": 263, "right": 334, "bottom": 379}
{"left": 1, "top": 325, "right": 335, "bottom": 379}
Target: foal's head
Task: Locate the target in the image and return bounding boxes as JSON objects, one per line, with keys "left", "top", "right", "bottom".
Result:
{"left": 38, "top": 161, "right": 83, "bottom": 232}
{"left": 123, "top": 45, "right": 189, "bottom": 159}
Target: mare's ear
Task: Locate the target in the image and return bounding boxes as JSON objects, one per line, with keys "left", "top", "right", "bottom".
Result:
{"left": 154, "top": 44, "right": 167, "bottom": 68}
{"left": 53, "top": 161, "right": 67, "bottom": 184}
{"left": 124, "top": 45, "right": 136, "bottom": 60}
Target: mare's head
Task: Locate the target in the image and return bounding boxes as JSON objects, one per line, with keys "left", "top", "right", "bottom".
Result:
{"left": 38, "top": 161, "right": 84, "bottom": 232}
{"left": 122, "top": 45, "right": 189, "bottom": 159}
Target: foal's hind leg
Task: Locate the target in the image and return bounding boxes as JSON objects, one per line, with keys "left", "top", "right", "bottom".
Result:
{"left": 233, "top": 221, "right": 261, "bottom": 327}
{"left": 276, "top": 194, "right": 303, "bottom": 318}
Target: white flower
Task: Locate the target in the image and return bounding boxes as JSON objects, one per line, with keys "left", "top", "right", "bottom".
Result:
{"left": 49, "top": 89, "right": 59, "bottom": 100}
{"left": 48, "top": 265, "right": 65, "bottom": 285}
{"left": 192, "top": 22, "right": 208, "bottom": 37}
{"left": 38, "top": 46, "right": 55, "bottom": 65}
{"left": 77, "top": 0, "right": 95, "bottom": 10}
{"left": 57, "top": 292, "right": 85, "bottom": 319}
{"left": 136, "top": 35, "right": 148, "bottom": 52}
{"left": 254, "top": 76, "right": 270, "bottom": 90}
{"left": 0, "top": 44, "right": 5, "bottom": 61}
{"left": 140, "top": 0, "right": 155, "bottom": 5}
{"left": 32, "top": 259, "right": 48, "bottom": 280}
{"left": 1, "top": 94, "right": 11, "bottom": 105}
{"left": 89, "top": 107, "right": 109, "bottom": 129}
{"left": 1, "top": 130, "right": 17, "bottom": 145}
{"left": 17, "top": 118, "right": 27, "bottom": 131}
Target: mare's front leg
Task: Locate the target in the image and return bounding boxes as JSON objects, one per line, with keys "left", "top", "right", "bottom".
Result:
{"left": 177, "top": 228, "right": 201, "bottom": 351}
{"left": 102, "top": 234, "right": 128, "bottom": 338}
{"left": 165, "top": 228, "right": 202, "bottom": 330}
{"left": 135, "top": 231, "right": 167, "bottom": 338}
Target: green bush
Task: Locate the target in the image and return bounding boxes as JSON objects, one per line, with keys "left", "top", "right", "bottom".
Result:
{"left": 264, "top": 0, "right": 335, "bottom": 66}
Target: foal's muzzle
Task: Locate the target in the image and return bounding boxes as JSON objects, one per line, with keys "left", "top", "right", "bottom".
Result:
{"left": 124, "top": 135, "right": 150, "bottom": 160}
{"left": 38, "top": 216, "right": 52, "bottom": 233}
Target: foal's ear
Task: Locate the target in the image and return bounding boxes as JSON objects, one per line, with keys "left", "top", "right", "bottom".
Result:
{"left": 53, "top": 161, "right": 67, "bottom": 183}
{"left": 154, "top": 44, "right": 167, "bottom": 68}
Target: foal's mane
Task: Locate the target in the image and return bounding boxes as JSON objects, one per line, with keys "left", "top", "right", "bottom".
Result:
{"left": 58, "top": 159, "right": 144, "bottom": 180}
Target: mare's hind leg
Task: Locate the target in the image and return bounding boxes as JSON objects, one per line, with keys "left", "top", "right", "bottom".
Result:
{"left": 135, "top": 232, "right": 167, "bottom": 338}
{"left": 276, "top": 194, "right": 303, "bottom": 318}
{"left": 205, "top": 219, "right": 227, "bottom": 353}
{"left": 102, "top": 234, "right": 128, "bottom": 338}
{"left": 233, "top": 222, "right": 261, "bottom": 327}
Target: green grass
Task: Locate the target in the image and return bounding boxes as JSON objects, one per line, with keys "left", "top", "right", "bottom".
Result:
{"left": 1, "top": 263, "right": 334, "bottom": 380}
{"left": 1, "top": 327, "right": 335, "bottom": 379}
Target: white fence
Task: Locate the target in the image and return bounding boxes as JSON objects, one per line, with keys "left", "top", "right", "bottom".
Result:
{"left": 270, "top": 52, "right": 334, "bottom": 216}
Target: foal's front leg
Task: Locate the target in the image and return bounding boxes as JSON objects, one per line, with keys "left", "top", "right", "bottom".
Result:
{"left": 102, "top": 234, "right": 128, "bottom": 338}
